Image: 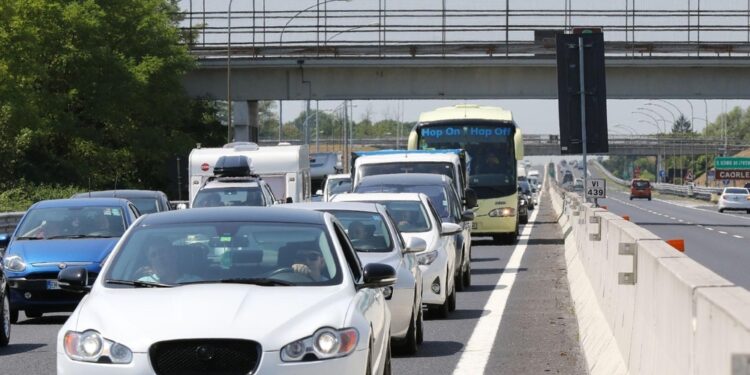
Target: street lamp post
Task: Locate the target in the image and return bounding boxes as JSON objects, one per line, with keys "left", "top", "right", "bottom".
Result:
{"left": 227, "top": 0, "right": 235, "bottom": 143}
{"left": 279, "top": 0, "right": 352, "bottom": 46}
{"left": 326, "top": 22, "right": 380, "bottom": 43}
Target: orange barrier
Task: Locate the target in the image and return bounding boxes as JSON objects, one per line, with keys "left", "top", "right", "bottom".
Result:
{"left": 666, "top": 239, "right": 685, "bottom": 252}
{"left": 622, "top": 215, "right": 630, "bottom": 221}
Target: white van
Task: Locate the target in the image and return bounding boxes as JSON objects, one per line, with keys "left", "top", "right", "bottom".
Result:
{"left": 188, "top": 142, "right": 311, "bottom": 206}
{"left": 351, "top": 149, "right": 472, "bottom": 207}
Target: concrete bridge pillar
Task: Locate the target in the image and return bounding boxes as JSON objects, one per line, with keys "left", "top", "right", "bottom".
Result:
{"left": 231, "top": 100, "right": 260, "bottom": 143}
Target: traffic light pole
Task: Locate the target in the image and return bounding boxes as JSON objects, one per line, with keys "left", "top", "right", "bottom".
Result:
{"left": 579, "top": 36, "right": 589, "bottom": 203}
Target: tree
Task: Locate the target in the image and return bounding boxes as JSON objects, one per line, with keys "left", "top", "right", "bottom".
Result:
{"left": 0, "top": 0, "right": 224, "bottom": 192}
{"left": 671, "top": 114, "right": 693, "bottom": 134}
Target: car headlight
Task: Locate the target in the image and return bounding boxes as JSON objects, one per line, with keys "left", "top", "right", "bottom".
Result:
{"left": 63, "top": 330, "right": 133, "bottom": 364}
{"left": 281, "top": 327, "right": 359, "bottom": 362}
{"left": 417, "top": 249, "right": 439, "bottom": 266}
{"left": 4, "top": 255, "right": 26, "bottom": 272}
{"left": 488, "top": 207, "right": 516, "bottom": 217}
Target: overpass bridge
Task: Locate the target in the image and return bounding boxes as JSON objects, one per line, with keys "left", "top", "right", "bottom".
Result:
{"left": 259, "top": 134, "right": 750, "bottom": 157}
{"left": 178, "top": 6, "right": 750, "bottom": 100}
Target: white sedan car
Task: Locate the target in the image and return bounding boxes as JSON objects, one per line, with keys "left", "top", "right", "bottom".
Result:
{"left": 287, "top": 202, "right": 426, "bottom": 354}
{"left": 333, "top": 193, "right": 461, "bottom": 319}
{"left": 718, "top": 187, "right": 750, "bottom": 213}
{"left": 56, "top": 207, "right": 395, "bottom": 375}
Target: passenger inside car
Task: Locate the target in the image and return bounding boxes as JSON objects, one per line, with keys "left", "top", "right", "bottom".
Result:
{"left": 137, "top": 239, "right": 201, "bottom": 284}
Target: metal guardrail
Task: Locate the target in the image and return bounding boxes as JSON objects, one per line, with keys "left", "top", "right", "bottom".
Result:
{"left": 178, "top": 5, "right": 750, "bottom": 58}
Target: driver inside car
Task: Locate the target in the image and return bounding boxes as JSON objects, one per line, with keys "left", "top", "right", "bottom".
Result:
{"left": 291, "top": 249, "right": 326, "bottom": 282}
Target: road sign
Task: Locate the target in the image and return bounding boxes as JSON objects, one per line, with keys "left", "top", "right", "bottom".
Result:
{"left": 659, "top": 169, "right": 665, "bottom": 177}
{"left": 723, "top": 179, "right": 731, "bottom": 186}
{"left": 715, "top": 157, "right": 750, "bottom": 170}
{"left": 586, "top": 178, "right": 606, "bottom": 198}
{"left": 717, "top": 170, "right": 750, "bottom": 180}
{"left": 708, "top": 169, "right": 715, "bottom": 181}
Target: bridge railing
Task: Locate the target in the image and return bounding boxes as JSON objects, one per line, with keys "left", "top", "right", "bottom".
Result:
{"left": 178, "top": 3, "right": 750, "bottom": 58}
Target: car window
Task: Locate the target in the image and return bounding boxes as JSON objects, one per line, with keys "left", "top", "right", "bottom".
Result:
{"left": 355, "top": 183, "right": 451, "bottom": 220}
{"left": 327, "top": 179, "right": 352, "bottom": 195}
{"left": 323, "top": 210, "right": 393, "bottom": 253}
{"left": 373, "top": 200, "right": 431, "bottom": 233}
{"left": 105, "top": 221, "right": 341, "bottom": 286}
{"left": 194, "top": 186, "right": 264, "bottom": 207}
{"left": 333, "top": 222, "right": 362, "bottom": 282}
{"left": 129, "top": 198, "right": 160, "bottom": 214}
{"left": 633, "top": 180, "right": 650, "bottom": 188}
{"left": 725, "top": 188, "right": 749, "bottom": 194}
{"left": 128, "top": 204, "right": 140, "bottom": 222}
{"left": 15, "top": 206, "right": 127, "bottom": 239}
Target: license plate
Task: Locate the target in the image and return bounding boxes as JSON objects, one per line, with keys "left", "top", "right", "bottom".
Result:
{"left": 471, "top": 222, "right": 478, "bottom": 229}
{"left": 47, "top": 280, "right": 60, "bottom": 290}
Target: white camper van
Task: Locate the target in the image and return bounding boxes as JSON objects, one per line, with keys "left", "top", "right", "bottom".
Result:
{"left": 188, "top": 142, "right": 311, "bottom": 206}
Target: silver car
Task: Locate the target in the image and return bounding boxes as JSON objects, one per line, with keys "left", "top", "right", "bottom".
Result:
{"left": 286, "top": 202, "right": 426, "bottom": 355}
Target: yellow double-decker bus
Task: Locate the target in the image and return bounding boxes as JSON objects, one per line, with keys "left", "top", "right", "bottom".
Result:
{"left": 408, "top": 105, "right": 524, "bottom": 243}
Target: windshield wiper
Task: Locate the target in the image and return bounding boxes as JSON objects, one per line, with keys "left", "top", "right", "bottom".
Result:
{"left": 14, "top": 236, "right": 43, "bottom": 241}
{"left": 105, "top": 279, "right": 173, "bottom": 288}
{"left": 180, "top": 278, "right": 294, "bottom": 286}
{"left": 48, "top": 234, "right": 117, "bottom": 239}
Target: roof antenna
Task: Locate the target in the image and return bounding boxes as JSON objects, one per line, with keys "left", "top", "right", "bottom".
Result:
{"left": 88, "top": 177, "right": 92, "bottom": 198}
{"left": 113, "top": 173, "right": 119, "bottom": 195}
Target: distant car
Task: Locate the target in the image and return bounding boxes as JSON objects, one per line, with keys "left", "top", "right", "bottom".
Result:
{"left": 192, "top": 155, "right": 278, "bottom": 208}
{"left": 1, "top": 198, "right": 139, "bottom": 322}
{"left": 0, "top": 247, "right": 10, "bottom": 346}
{"left": 718, "top": 187, "right": 750, "bottom": 214}
{"left": 56, "top": 207, "right": 395, "bottom": 374}
{"left": 744, "top": 182, "right": 750, "bottom": 190}
{"left": 287, "top": 201, "right": 425, "bottom": 354}
{"left": 72, "top": 190, "right": 170, "bottom": 214}
{"left": 573, "top": 178, "right": 584, "bottom": 191}
{"left": 323, "top": 174, "right": 353, "bottom": 202}
{"left": 630, "top": 179, "right": 652, "bottom": 201}
{"left": 518, "top": 195, "right": 529, "bottom": 225}
{"left": 562, "top": 170, "right": 574, "bottom": 185}
{"left": 518, "top": 181, "right": 535, "bottom": 210}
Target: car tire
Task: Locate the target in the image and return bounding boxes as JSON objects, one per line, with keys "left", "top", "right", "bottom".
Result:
{"left": 520, "top": 214, "right": 528, "bottom": 224}
{"left": 365, "top": 338, "right": 373, "bottom": 375}
{"left": 383, "top": 339, "right": 392, "bottom": 375}
{"left": 719, "top": 208, "right": 725, "bottom": 213}
{"left": 447, "top": 280, "right": 457, "bottom": 312}
{"left": 629, "top": 196, "right": 633, "bottom": 200}
{"left": 10, "top": 309, "right": 18, "bottom": 324}
{"left": 648, "top": 196, "right": 652, "bottom": 201}
{"left": 747, "top": 210, "right": 750, "bottom": 214}
{"left": 25, "top": 310, "right": 42, "bottom": 319}
{"left": 462, "top": 255, "right": 471, "bottom": 288}
{"left": 455, "top": 256, "right": 465, "bottom": 292}
{"left": 0, "top": 292, "right": 10, "bottom": 346}
{"left": 416, "top": 305, "right": 424, "bottom": 345}
{"left": 394, "top": 307, "right": 419, "bottom": 355}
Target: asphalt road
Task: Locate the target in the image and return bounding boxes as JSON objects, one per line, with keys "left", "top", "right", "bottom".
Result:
{"left": 568, "top": 164, "right": 750, "bottom": 290}
{"left": 0, "top": 191, "right": 586, "bottom": 375}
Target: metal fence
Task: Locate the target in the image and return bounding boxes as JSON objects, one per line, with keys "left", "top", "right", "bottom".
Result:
{"left": 178, "top": 2, "right": 750, "bottom": 58}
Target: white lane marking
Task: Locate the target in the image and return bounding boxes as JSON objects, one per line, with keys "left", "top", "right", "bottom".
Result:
{"left": 678, "top": 219, "right": 684, "bottom": 222}
{"left": 706, "top": 228, "right": 714, "bottom": 231}
{"left": 669, "top": 217, "right": 677, "bottom": 220}
{"left": 697, "top": 224, "right": 703, "bottom": 227}
{"left": 734, "top": 235, "right": 744, "bottom": 239}
{"left": 452, "top": 195, "right": 541, "bottom": 375}
{"left": 719, "top": 231, "right": 728, "bottom": 235}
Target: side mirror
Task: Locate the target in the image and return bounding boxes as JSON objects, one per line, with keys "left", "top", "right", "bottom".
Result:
{"left": 463, "top": 188, "right": 478, "bottom": 208}
{"left": 58, "top": 267, "right": 91, "bottom": 293}
{"left": 362, "top": 263, "right": 396, "bottom": 288}
{"left": 441, "top": 222, "right": 462, "bottom": 236}
{"left": 176, "top": 203, "right": 188, "bottom": 210}
{"left": 0, "top": 233, "right": 9, "bottom": 249}
{"left": 403, "top": 237, "right": 427, "bottom": 253}
{"left": 461, "top": 210, "right": 475, "bottom": 222}
{"left": 285, "top": 197, "right": 293, "bottom": 204}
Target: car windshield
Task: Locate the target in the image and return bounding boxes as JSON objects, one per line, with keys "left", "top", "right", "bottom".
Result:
{"left": 323, "top": 210, "right": 393, "bottom": 253}
{"left": 725, "top": 188, "right": 749, "bottom": 194}
{"left": 129, "top": 198, "right": 160, "bottom": 214}
{"left": 327, "top": 178, "right": 352, "bottom": 195}
{"left": 359, "top": 162, "right": 455, "bottom": 182}
{"left": 367, "top": 201, "right": 431, "bottom": 233}
{"left": 633, "top": 181, "right": 650, "bottom": 188}
{"left": 355, "top": 183, "right": 453, "bottom": 219}
{"left": 194, "top": 186, "right": 264, "bottom": 207}
{"left": 15, "top": 206, "right": 126, "bottom": 239}
{"left": 105, "top": 222, "right": 341, "bottom": 286}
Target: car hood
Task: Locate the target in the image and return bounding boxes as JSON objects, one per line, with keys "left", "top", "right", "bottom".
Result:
{"left": 357, "top": 250, "right": 400, "bottom": 268}
{"left": 8, "top": 238, "right": 119, "bottom": 264}
{"left": 73, "top": 283, "right": 353, "bottom": 352}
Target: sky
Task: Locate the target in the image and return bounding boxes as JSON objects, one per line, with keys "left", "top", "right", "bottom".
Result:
{"left": 177, "top": 0, "right": 750, "bottom": 135}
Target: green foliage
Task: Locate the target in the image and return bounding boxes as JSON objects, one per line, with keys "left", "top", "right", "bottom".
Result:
{"left": 0, "top": 181, "right": 82, "bottom": 212}
{"left": 671, "top": 114, "right": 693, "bottom": 134}
{"left": 703, "top": 106, "right": 750, "bottom": 143}
{"left": 0, "top": 0, "right": 224, "bottom": 194}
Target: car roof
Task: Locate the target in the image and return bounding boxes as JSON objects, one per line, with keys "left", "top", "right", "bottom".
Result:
{"left": 202, "top": 180, "right": 261, "bottom": 189}
{"left": 72, "top": 190, "right": 165, "bottom": 199}
{"left": 284, "top": 201, "right": 382, "bottom": 214}
{"left": 333, "top": 192, "right": 426, "bottom": 202}
{"left": 32, "top": 198, "right": 131, "bottom": 209}
{"left": 357, "top": 173, "right": 452, "bottom": 186}
{"left": 138, "top": 207, "right": 326, "bottom": 226}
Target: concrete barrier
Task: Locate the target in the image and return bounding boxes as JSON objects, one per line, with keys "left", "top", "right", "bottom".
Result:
{"left": 548, "top": 180, "right": 750, "bottom": 375}
{"left": 0, "top": 212, "right": 23, "bottom": 235}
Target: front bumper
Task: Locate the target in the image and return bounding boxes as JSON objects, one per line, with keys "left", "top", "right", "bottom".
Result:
{"left": 8, "top": 278, "right": 83, "bottom": 312}
{"left": 57, "top": 348, "right": 370, "bottom": 375}
{"left": 471, "top": 215, "right": 516, "bottom": 235}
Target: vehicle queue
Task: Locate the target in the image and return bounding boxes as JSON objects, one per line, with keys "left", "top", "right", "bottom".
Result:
{"left": 0, "top": 105, "right": 530, "bottom": 374}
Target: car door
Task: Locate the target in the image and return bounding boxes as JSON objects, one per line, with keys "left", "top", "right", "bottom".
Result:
{"left": 332, "top": 222, "right": 389, "bottom": 361}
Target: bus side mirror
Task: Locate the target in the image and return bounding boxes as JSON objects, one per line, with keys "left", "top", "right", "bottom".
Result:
{"left": 464, "top": 188, "right": 478, "bottom": 208}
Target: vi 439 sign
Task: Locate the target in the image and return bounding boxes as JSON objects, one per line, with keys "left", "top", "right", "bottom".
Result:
{"left": 586, "top": 178, "right": 607, "bottom": 198}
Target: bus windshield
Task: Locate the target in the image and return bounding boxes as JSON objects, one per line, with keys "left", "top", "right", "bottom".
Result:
{"left": 418, "top": 122, "right": 516, "bottom": 199}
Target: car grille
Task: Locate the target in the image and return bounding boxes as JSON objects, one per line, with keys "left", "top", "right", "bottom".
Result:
{"left": 150, "top": 339, "right": 261, "bottom": 375}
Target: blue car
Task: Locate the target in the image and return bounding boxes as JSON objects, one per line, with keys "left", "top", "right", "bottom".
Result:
{"left": 0, "top": 198, "right": 139, "bottom": 322}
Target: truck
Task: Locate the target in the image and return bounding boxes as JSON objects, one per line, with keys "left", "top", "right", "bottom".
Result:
{"left": 188, "top": 142, "right": 311, "bottom": 207}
